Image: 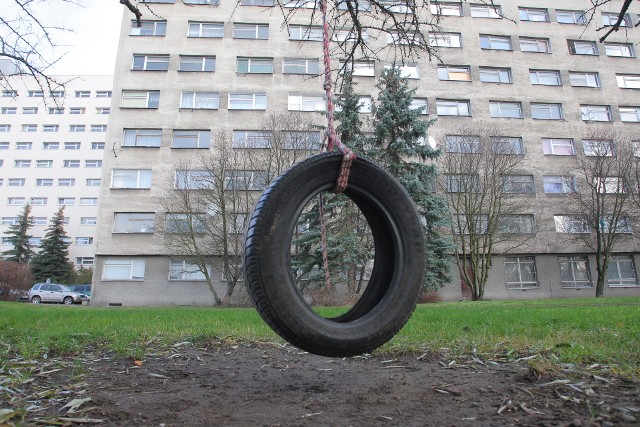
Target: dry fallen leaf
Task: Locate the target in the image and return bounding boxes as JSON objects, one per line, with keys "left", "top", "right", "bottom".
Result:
{"left": 133, "top": 360, "right": 143, "bottom": 366}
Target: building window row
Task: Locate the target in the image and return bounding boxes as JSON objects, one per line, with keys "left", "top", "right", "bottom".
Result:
{"left": 0, "top": 178, "right": 101, "bottom": 187}
{"left": 4, "top": 197, "right": 98, "bottom": 206}
{"left": 0, "top": 142, "right": 105, "bottom": 150}
{"left": 0, "top": 159, "right": 103, "bottom": 168}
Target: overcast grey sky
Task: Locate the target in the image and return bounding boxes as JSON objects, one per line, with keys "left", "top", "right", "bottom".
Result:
{"left": 1, "top": 0, "right": 124, "bottom": 75}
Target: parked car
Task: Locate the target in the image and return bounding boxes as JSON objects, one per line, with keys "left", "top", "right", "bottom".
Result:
{"left": 28, "top": 283, "right": 88, "bottom": 305}
{"left": 68, "top": 284, "right": 91, "bottom": 298}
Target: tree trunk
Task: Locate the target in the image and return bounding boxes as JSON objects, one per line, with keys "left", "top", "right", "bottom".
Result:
{"left": 595, "top": 274, "right": 605, "bottom": 298}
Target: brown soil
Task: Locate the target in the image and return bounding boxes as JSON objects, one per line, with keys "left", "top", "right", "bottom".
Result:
{"left": 6, "top": 342, "right": 639, "bottom": 426}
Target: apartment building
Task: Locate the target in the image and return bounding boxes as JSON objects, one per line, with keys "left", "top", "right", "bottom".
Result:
{"left": 92, "top": 0, "right": 640, "bottom": 306}
{"left": 0, "top": 76, "right": 112, "bottom": 269}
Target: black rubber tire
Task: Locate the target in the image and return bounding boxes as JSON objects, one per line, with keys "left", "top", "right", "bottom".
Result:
{"left": 244, "top": 151, "right": 425, "bottom": 357}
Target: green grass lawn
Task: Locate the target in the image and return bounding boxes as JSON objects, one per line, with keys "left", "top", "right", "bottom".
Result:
{"left": 1, "top": 298, "right": 638, "bottom": 372}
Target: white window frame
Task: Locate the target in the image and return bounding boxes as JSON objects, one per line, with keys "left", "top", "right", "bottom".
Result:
{"left": 232, "top": 130, "right": 272, "bottom": 148}
{"left": 436, "top": 99, "right": 470, "bottom": 116}
{"left": 490, "top": 101, "right": 523, "bottom": 119}
{"left": 188, "top": 21, "right": 224, "bottom": 38}
{"left": 543, "top": 176, "right": 577, "bottom": 194}
{"left": 428, "top": 32, "right": 461, "bottom": 48}
{"left": 113, "top": 213, "right": 156, "bottom": 233}
{"left": 620, "top": 107, "right": 640, "bottom": 123}
{"left": 233, "top": 23, "right": 269, "bottom": 39}
{"left": 130, "top": 20, "right": 167, "bottom": 36}
{"left": 541, "top": 138, "right": 576, "bottom": 156}
{"left": 479, "top": 35, "right": 512, "bottom": 50}
{"left": 69, "top": 125, "right": 86, "bottom": 132}
{"left": 283, "top": 58, "right": 319, "bottom": 74}
{"left": 383, "top": 63, "right": 420, "bottom": 79}
{"left": 559, "top": 256, "right": 592, "bottom": 288}
{"left": 580, "top": 105, "right": 612, "bottom": 122}
{"left": 102, "top": 258, "right": 146, "bottom": 281}
{"left": 616, "top": 74, "right": 640, "bottom": 89}
{"left": 583, "top": 139, "right": 615, "bottom": 157}
{"left": 224, "top": 170, "right": 267, "bottom": 191}
{"left": 505, "top": 256, "right": 539, "bottom": 289}
{"left": 604, "top": 43, "right": 635, "bottom": 58}
{"left": 557, "top": 10, "right": 587, "bottom": 25}
{"left": 228, "top": 93, "right": 267, "bottom": 110}
{"left": 288, "top": 25, "right": 323, "bottom": 41}
{"left": 498, "top": 214, "right": 535, "bottom": 234}
{"left": 470, "top": 3, "right": 501, "bottom": 18}
{"left": 237, "top": 57, "right": 274, "bottom": 74}
{"left": 529, "top": 70, "right": 561, "bottom": 86}
{"left": 174, "top": 170, "right": 215, "bottom": 190}
{"left": 519, "top": 7, "right": 549, "bottom": 22}
{"left": 165, "top": 213, "right": 207, "bottom": 234}
{"left": 531, "top": 103, "right": 564, "bottom": 120}
{"left": 430, "top": 2, "right": 462, "bottom": 16}
{"left": 569, "top": 40, "right": 598, "bottom": 55}
{"left": 445, "top": 135, "right": 481, "bottom": 153}
{"left": 58, "top": 178, "right": 75, "bottom": 186}
{"left": 479, "top": 67, "right": 512, "bottom": 83}
{"left": 501, "top": 175, "right": 535, "bottom": 194}
{"left": 179, "top": 55, "right": 216, "bottom": 72}
{"left": 132, "top": 54, "right": 170, "bottom": 71}
{"left": 339, "top": 60, "right": 375, "bottom": 77}
{"left": 169, "top": 259, "right": 208, "bottom": 281}
{"left": 36, "top": 178, "right": 53, "bottom": 186}
{"left": 520, "top": 37, "right": 551, "bottom": 53}
{"left": 111, "top": 169, "right": 153, "bottom": 189}
{"left": 554, "top": 215, "right": 590, "bottom": 233}
{"left": 569, "top": 72, "right": 601, "bottom": 88}
{"left": 437, "top": 65, "right": 471, "bottom": 81}
{"left": 606, "top": 256, "right": 638, "bottom": 287}
{"left": 171, "top": 130, "right": 211, "bottom": 149}
{"left": 123, "top": 129, "right": 163, "bottom": 147}
{"left": 121, "top": 90, "right": 160, "bottom": 108}
{"left": 288, "top": 94, "right": 326, "bottom": 112}
{"left": 491, "top": 136, "right": 524, "bottom": 154}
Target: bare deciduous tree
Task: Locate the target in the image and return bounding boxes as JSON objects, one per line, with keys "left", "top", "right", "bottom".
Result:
{"left": 0, "top": 260, "right": 34, "bottom": 301}
{"left": 438, "top": 125, "right": 537, "bottom": 300}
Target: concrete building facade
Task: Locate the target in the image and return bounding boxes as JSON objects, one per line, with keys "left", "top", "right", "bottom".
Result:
{"left": 92, "top": 0, "right": 640, "bottom": 306}
{"left": 0, "top": 76, "right": 112, "bottom": 270}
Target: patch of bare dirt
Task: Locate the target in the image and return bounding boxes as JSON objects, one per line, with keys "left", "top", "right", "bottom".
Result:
{"left": 2, "top": 342, "right": 639, "bottom": 426}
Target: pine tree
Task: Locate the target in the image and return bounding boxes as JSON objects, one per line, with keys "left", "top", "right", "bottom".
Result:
{"left": 367, "top": 66, "right": 454, "bottom": 292}
{"left": 2, "top": 204, "right": 35, "bottom": 264}
{"left": 30, "top": 207, "right": 73, "bottom": 283}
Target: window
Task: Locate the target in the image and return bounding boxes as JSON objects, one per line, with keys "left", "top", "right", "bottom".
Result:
{"left": 111, "top": 169, "right": 153, "bottom": 189}
{"left": 32, "top": 217, "right": 47, "bottom": 225}
{"left": 0, "top": 142, "right": 7, "bottom": 149}
{"left": 1, "top": 217, "right": 18, "bottom": 225}
{"left": 22, "top": 124, "right": 37, "bottom": 132}
{"left": 583, "top": 139, "right": 615, "bottom": 157}
{"left": 75, "top": 91, "right": 91, "bottom": 98}
{"left": 616, "top": 74, "right": 640, "bottom": 89}
{"left": 132, "top": 54, "right": 170, "bottom": 71}
{"left": 70, "top": 125, "right": 86, "bottom": 132}
{"left": 92, "top": 142, "right": 105, "bottom": 150}
{"left": 228, "top": 93, "right": 267, "bottom": 110}
{"left": 16, "top": 142, "right": 32, "bottom": 149}
{"left": 620, "top": 107, "right": 640, "bottom": 123}
{"left": 436, "top": 99, "right": 470, "bottom": 116}
{"left": 97, "top": 108, "right": 110, "bottom": 115}
{"left": 121, "top": 90, "right": 160, "bottom": 108}
{"left": 76, "top": 257, "right": 94, "bottom": 266}
{"left": 76, "top": 237, "right": 93, "bottom": 246}
{"left": 102, "top": 259, "right": 145, "bottom": 281}
{"left": 36, "top": 179, "right": 53, "bottom": 186}
{"left": 491, "top": 136, "right": 524, "bottom": 154}
{"left": 430, "top": 3, "right": 462, "bottom": 16}
{"left": 85, "top": 160, "right": 102, "bottom": 168}
{"left": 80, "top": 216, "right": 98, "bottom": 225}
{"left": 240, "top": 0, "right": 274, "bottom": 4}
{"left": 0, "top": 125, "right": 10, "bottom": 132}
{"left": 58, "top": 198, "right": 75, "bottom": 206}
{"left": 69, "top": 107, "right": 85, "bottom": 114}
{"left": 283, "top": 58, "right": 319, "bottom": 74}
{"left": 437, "top": 65, "right": 471, "bottom": 81}
{"left": 22, "top": 107, "right": 37, "bottom": 114}
{"left": 543, "top": 176, "right": 577, "bottom": 193}
{"left": 165, "top": 213, "right": 207, "bottom": 234}
{"left": 8, "top": 198, "right": 26, "bottom": 206}
{"left": 174, "top": 170, "right": 214, "bottom": 190}
{"left": 604, "top": 43, "right": 635, "bottom": 58}
{"left": 14, "top": 160, "right": 31, "bottom": 168}
{"left": 479, "top": 67, "right": 512, "bottom": 83}
{"left": 428, "top": 32, "right": 462, "bottom": 48}
{"left": 554, "top": 215, "right": 589, "bottom": 233}
{"left": 42, "top": 142, "right": 59, "bottom": 150}
{"left": 519, "top": 7, "right": 549, "bottom": 22}
{"left": 184, "top": 0, "right": 218, "bottom": 4}
{"left": 557, "top": 10, "right": 587, "bottom": 25}
{"left": 520, "top": 37, "right": 551, "bottom": 53}
{"left": 529, "top": 70, "right": 561, "bottom": 86}
{"left": 480, "top": 35, "right": 512, "bottom": 50}
{"left": 445, "top": 135, "right": 480, "bottom": 153}
{"left": 95, "top": 91, "right": 112, "bottom": 98}
{"left": 384, "top": 63, "right": 420, "bottom": 79}
{"left": 490, "top": 101, "right": 523, "bottom": 118}
{"left": 559, "top": 256, "right": 592, "bottom": 288}
{"left": 233, "top": 23, "right": 268, "bottom": 39}
{"left": 48, "top": 107, "right": 64, "bottom": 115}
{"left": 446, "top": 174, "right": 479, "bottom": 192}
{"left": 65, "top": 142, "right": 81, "bottom": 150}
{"left": 289, "top": 25, "right": 323, "bottom": 41}
{"left": 531, "top": 103, "right": 564, "bottom": 120}
{"left": 569, "top": 72, "right": 601, "bottom": 88}
{"left": 188, "top": 21, "right": 224, "bottom": 38}
{"left": 600, "top": 217, "right": 633, "bottom": 234}
{"left": 123, "top": 129, "right": 162, "bottom": 147}
{"left": 606, "top": 256, "right": 638, "bottom": 287}
{"left": 594, "top": 176, "right": 625, "bottom": 194}
{"left": 114, "top": 213, "right": 156, "bottom": 233}
{"left": 180, "top": 92, "right": 219, "bottom": 110}
{"left": 282, "top": 131, "right": 321, "bottom": 150}
{"left": 28, "top": 91, "right": 44, "bottom": 97}
{"left": 542, "top": 138, "right": 576, "bottom": 156}
{"left": 358, "top": 96, "right": 372, "bottom": 113}
{"left": 58, "top": 178, "right": 75, "bottom": 186}
{"left": 237, "top": 57, "right": 273, "bottom": 73}
{"left": 49, "top": 91, "right": 64, "bottom": 98}
{"left": 2, "top": 90, "right": 17, "bottom": 97}
{"left": 171, "top": 130, "right": 211, "bottom": 148}
{"left": 502, "top": 175, "right": 535, "bottom": 193}
{"left": 602, "top": 12, "right": 632, "bottom": 27}
{"left": 505, "top": 256, "right": 538, "bottom": 289}
{"left": 28, "top": 238, "right": 42, "bottom": 247}
{"left": 339, "top": 60, "right": 375, "bottom": 77}
{"left": 410, "top": 98, "right": 428, "bottom": 115}
{"left": 86, "top": 178, "right": 101, "bottom": 186}
{"left": 1, "top": 108, "right": 17, "bottom": 114}
{"left": 470, "top": 3, "right": 501, "bottom": 18}
{"left": 333, "top": 29, "right": 368, "bottom": 42}
{"left": 179, "top": 55, "right": 215, "bottom": 72}
{"left": 224, "top": 170, "right": 267, "bottom": 190}
{"left": 568, "top": 40, "right": 598, "bottom": 55}
{"left": 498, "top": 215, "right": 535, "bottom": 234}
{"left": 91, "top": 125, "right": 107, "bottom": 132}
{"left": 232, "top": 131, "right": 272, "bottom": 148}
{"left": 284, "top": 0, "right": 318, "bottom": 8}
{"left": 169, "top": 259, "right": 207, "bottom": 281}
{"left": 36, "top": 160, "right": 53, "bottom": 168}
{"left": 8, "top": 178, "right": 25, "bottom": 186}
{"left": 581, "top": 105, "right": 612, "bottom": 122}
{"left": 288, "top": 94, "right": 325, "bottom": 112}
{"left": 130, "top": 20, "right": 166, "bottom": 36}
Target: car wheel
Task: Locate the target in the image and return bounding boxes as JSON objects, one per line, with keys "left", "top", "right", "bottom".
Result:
{"left": 244, "top": 152, "right": 425, "bottom": 357}
{"left": 63, "top": 296, "right": 74, "bottom": 305}
{"left": 31, "top": 296, "right": 41, "bottom": 304}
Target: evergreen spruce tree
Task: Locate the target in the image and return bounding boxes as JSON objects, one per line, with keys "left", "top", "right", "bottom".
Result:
{"left": 30, "top": 207, "right": 73, "bottom": 283}
{"left": 367, "top": 66, "right": 454, "bottom": 292}
{"left": 2, "top": 204, "right": 35, "bottom": 264}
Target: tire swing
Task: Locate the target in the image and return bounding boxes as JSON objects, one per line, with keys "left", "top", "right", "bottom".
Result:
{"left": 243, "top": 0, "right": 425, "bottom": 358}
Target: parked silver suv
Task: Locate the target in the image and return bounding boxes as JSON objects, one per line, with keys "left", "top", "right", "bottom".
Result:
{"left": 28, "top": 283, "right": 87, "bottom": 305}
